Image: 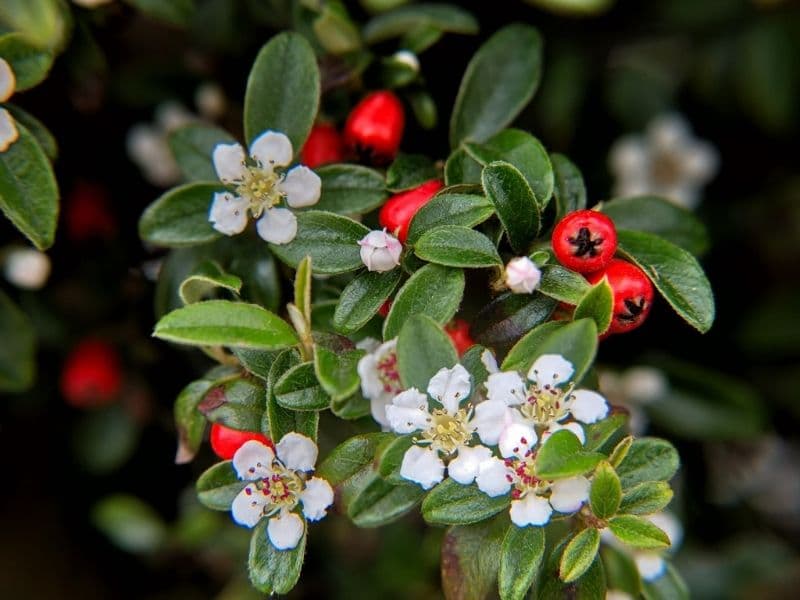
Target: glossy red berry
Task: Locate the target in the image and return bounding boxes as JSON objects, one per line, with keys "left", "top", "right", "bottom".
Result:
{"left": 378, "top": 299, "right": 393, "bottom": 318}
{"left": 445, "top": 319, "right": 475, "bottom": 356}
{"left": 65, "top": 182, "right": 117, "bottom": 241}
{"left": 301, "top": 123, "right": 344, "bottom": 168}
{"left": 210, "top": 423, "right": 274, "bottom": 460}
{"left": 344, "top": 90, "right": 405, "bottom": 164}
{"left": 552, "top": 210, "right": 617, "bottom": 273}
{"left": 379, "top": 179, "right": 443, "bottom": 242}
{"left": 61, "top": 339, "right": 122, "bottom": 408}
{"left": 587, "top": 259, "right": 654, "bottom": 334}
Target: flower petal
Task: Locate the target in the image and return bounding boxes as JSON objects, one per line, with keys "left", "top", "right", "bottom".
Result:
{"left": 476, "top": 456, "right": 513, "bottom": 497}
{"left": 549, "top": 476, "right": 590, "bottom": 513}
{"left": 256, "top": 207, "right": 297, "bottom": 244}
{"left": 0, "top": 108, "right": 18, "bottom": 153}
{"left": 385, "top": 389, "right": 430, "bottom": 434}
{"left": 232, "top": 440, "right": 275, "bottom": 480}
{"left": 448, "top": 445, "right": 493, "bottom": 485}
{"left": 634, "top": 553, "right": 666, "bottom": 581}
{"left": 527, "top": 354, "right": 574, "bottom": 388}
{"left": 280, "top": 165, "right": 322, "bottom": 208}
{"left": 609, "top": 135, "right": 648, "bottom": 176}
{"left": 0, "top": 58, "right": 15, "bottom": 102}
{"left": 648, "top": 113, "right": 690, "bottom": 151}
{"left": 276, "top": 432, "right": 318, "bottom": 472}
{"left": 480, "top": 349, "right": 499, "bottom": 374}
{"left": 427, "top": 364, "right": 471, "bottom": 414}
{"left": 209, "top": 192, "right": 249, "bottom": 236}
{"left": 267, "top": 511, "right": 305, "bottom": 550}
{"left": 485, "top": 371, "right": 526, "bottom": 406}
{"left": 212, "top": 142, "right": 247, "bottom": 183}
{"left": 568, "top": 389, "right": 608, "bottom": 424}
{"left": 300, "top": 477, "right": 334, "bottom": 521}
{"left": 472, "top": 399, "right": 514, "bottom": 446}
{"left": 510, "top": 494, "right": 552, "bottom": 527}
{"left": 250, "top": 130, "right": 293, "bottom": 171}
{"left": 542, "top": 421, "right": 586, "bottom": 445}
{"left": 400, "top": 445, "right": 444, "bottom": 490}
{"left": 231, "top": 484, "right": 267, "bottom": 528}
{"left": 498, "top": 423, "right": 537, "bottom": 459}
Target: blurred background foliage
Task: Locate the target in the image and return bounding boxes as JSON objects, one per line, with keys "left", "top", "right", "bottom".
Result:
{"left": 1, "top": 0, "right": 799, "bottom": 597}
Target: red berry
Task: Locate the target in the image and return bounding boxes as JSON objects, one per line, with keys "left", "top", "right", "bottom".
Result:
{"left": 344, "top": 90, "right": 405, "bottom": 164}
{"left": 587, "top": 259, "right": 654, "bottom": 334}
{"left": 210, "top": 423, "right": 273, "bottom": 460}
{"left": 301, "top": 123, "right": 344, "bottom": 168}
{"left": 378, "top": 299, "right": 393, "bottom": 318}
{"left": 445, "top": 319, "right": 475, "bottom": 356}
{"left": 65, "top": 182, "right": 117, "bottom": 241}
{"left": 552, "top": 210, "right": 617, "bottom": 273}
{"left": 379, "top": 179, "right": 443, "bottom": 242}
{"left": 61, "top": 339, "right": 122, "bottom": 408}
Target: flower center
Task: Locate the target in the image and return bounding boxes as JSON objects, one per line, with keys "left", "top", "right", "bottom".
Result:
{"left": 377, "top": 351, "right": 402, "bottom": 394}
{"left": 519, "top": 383, "right": 573, "bottom": 426}
{"left": 250, "top": 463, "right": 303, "bottom": 512}
{"left": 236, "top": 166, "right": 282, "bottom": 216}
{"left": 505, "top": 455, "right": 551, "bottom": 499}
{"left": 650, "top": 151, "right": 682, "bottom": 186}
{"left": 421, "top": 408, "right": 472, "bottom": 455}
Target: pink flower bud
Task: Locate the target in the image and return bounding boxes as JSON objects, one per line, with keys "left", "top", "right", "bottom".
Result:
{"left": 358, "top": 230, "right": 402, "bottom": 272}
{"left": 505, "top": 257, "right": 541, "bottom": 294}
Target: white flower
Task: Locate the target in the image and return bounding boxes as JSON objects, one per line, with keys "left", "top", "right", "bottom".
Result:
{"left": 609, "top": 113, "right": 719, "bottom": 210}
{"left": 473, "top": 353, "right": 609, "bottom": 447}
{"left": 0, "top": 58, "right": 19, "bottom": 152}
{"left": 229, "top": 433, "right": 333, "bottom": 551}
{"left": 72, "top": 0, "right": 114, "bottom": 7}
{"left": 3, "top": 247, "right": 51, "bottom": 290}
{"left": 599, "top": 366, "right": 668, "bottom": 435}
{"left": 504, "top": 256, "right": 541, "bottom": 294}
{"left": 384, "top": 364, "right": 490, "bottom": 490}
{"left": 392, "top": 50, "right": 420, "bottom": 72}
{"left": 358, "top": 229, "right": 402, "bottom": 272}
{"left": 209, "top": 130, "right": 321, "bottom": 244}
{"left": 357, "top": 338, "right": 403, "bottom": 428}
{"left": 195, "top": 82, "right": 226, "bottom": 120}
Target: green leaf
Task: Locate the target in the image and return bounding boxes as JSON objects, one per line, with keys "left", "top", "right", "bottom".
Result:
{"left": 92, "top": 495, "right": 167, "bottom": 555}
{"left": 0, "top": 32, "right": 53, "bottom": 91}
{"left": 414, "top": 225, "right": 502, "bottom": 268}
{"left": 560, "top": 528, "right": 601, "bottom": 583}
{"left": 6, "top": 105, "right": 56, "bottom": 160}
{"left": 0, "top": 289, "right": 35, "bottom": 391}
{"left": 608, "top": 515, "right": 670, "bottom": 550}
{"left": 397, "top": 314, "right": 458, "bottom": 391}
{"left": 441, "top": 515, "right": 508, "bottom": 600}
{"left": 551, "top": 153, "right": 587, "bottom": 222}
{"left": 269, "top": 211, "right": 369, "bottom": 275}
{"left": 619, "top": 481, "right": 673, "bottom": 516}
{"left": 0, "top": 122, "right": 58, "bottom": 249}
{"left": 316, "top": 432, "right": 393, "bottom": 485}
{"left": 538, "top": 264, "right": 591, "bottom": 305}
{"left": 248, "top": 518, "right": 306, "bottom": 594}
{"left": 383, "top": 263, "right": 465, "bottom": 340}
{"left": 602, "top": 196, "right": 708, "bottom": 256}
{"left": 584, "top": 414, "right": 628, "bottom": 454}
{"left": 178, "top": 260, "right": 242, "bottom": 305}
{"left": 601, "top": 545, "right": 643, "bottom": 597}
{"left": 139, "top": 182, "right": 223, "bottom": 248}
{"left": 154, "top": 300, "right": 298, "bottom": 349}
{"left": 386, "top": 154, "right": 438, "bottom": 192}
{"left": 422, "top": 479, "right": 509, "bottom": 525}
{"left": 293, "top": 255, "right": 312, "bottom": 326}
{"left": 199, "top": 377, "right": 265, "bottom": 431}
{"left": 363, "top": 3, "right": 478, "bottom": 44}
{"left": 473, "top": 293, "right": 557, "bottom": 350}
{"left": 481, "top": 161, "right": 540, "bottom": 253}
{"left": 266, "top": 350, "right": 318, "bottom": 441}
{"left": 642, "top": 562, "right": 689, "bottom": 600}
{"left": 333, "top": 268, "right": 402, "bottom": 334}
{"left": 574, "top": 279, "right": 613, "bottom": 334}
{"left": 535, "top": 430, "right": 604, "bottom": 480}
{"left": 375, "top": 434, "right": 414, "bottom": 483}
{"left": 168, "top": 124, "right": 236, "bottom": 182}
{"left": 450, "top": 24, "right": 543, "bottom": 147}
{"left": 343, "top": 469, "right": 426, "bottom": 527}
{"left": 500, "top": 321, "right": 565, "bottom": 372}
{"left": 232, "top": 348, "right": 280, "bottom": 380}
{"left": 538, "top": 539, "right": 606, "bottom": 600}
{"left": 589, "top": 461, "right": 622, "bottom": 520}
{"left": 315, "top": 164, "right": 388, "bottom": 215}
{"left": 466, "top": 129, "right": 554, "bottom": 207}
{"left": 0, "top": 0, "right": 71, "bottom": 52}
{"left": 196, "top": 461, "right": 245, "bottom": 510}
{"left": 444, "top": 148, "right": 483, "bottom": 186}
{"left": 616, "top": 437, "right": 680, "bottom": 489}
{"left": 126, "top": 0, "right": 194, "bottom": 26}
{"left": 331, "top": 389, "right": 371, "bottom": 419}
{"left": 244, "top": 32, "right": 320, "bottom": 151}
{"left": 460, "top": 344, "right": 491, "bottom": 392}
{"left": 406, "top": 193, "right": 494, "bottom": 245}
{"left": 274, "top": 362, "right": 330, "bottom": 411}
{"left": 608, "top": 436, "right": 633, "bottom": 468}
{"left": 616, "top": 229, "right": 715, "bottom": 333}
{"left": 312, "top": 1, "right": 361, "bottom": 55}
{"left": 174, "top": 379, "right": 213, "bottom": 463}
{"left": 314, "top": 345, "right": 364, "bottom": 401}
{"left": 499, "top": 525, "right": 544, "bottom": 600}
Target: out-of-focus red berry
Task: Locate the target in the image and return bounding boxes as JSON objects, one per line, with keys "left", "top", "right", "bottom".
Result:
{"left": 378, "top": 299, "right": 393, "bottom": 318}
{"left": 379, "top": 179, "right": 443, "bottom": 242}
{"left": 552, "top": 210, "right": 617, "bottom": 274}
{"left": 445, "top": 319, "right": 475, "bottom": 356}
{"left": 587, "top": 259, "right": 654, "bottom": 335}
{"left": 61, "top": 339, "right": 122, "bottom": 408}
{"left": 301, "top": 123, "right": 344, "bottom": 168}
{"left": 209, "top": 423, "right": 274, "bottom": 460}
{"left": 65, "top": 182, "right": 117, "bottom": 241}
{"left": 344, "top": 90, "right": 405, "bottom": 164}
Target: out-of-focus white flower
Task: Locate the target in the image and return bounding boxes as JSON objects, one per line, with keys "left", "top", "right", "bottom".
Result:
{"left": 358, "top": 229, "right": 402, "bottom": 272}
{"left": 356, "top": 338, "right": 403, "bottom": 427}
{"left": 391, "top": 50, "right": 420, "bottom": 73}
{"left": 609, "top": 113, "right": 719, "bottom": 210}
{"left": 72, "top": 0, "right": 114, "bottom": 7}
{"left": 0, "top": 58, "right": 19, "bottom": 152}
{"left": 195, "top": 82, "right": 227, "bottom": 120}
{"left": 504, "top": 256, "right": 541, "bottom": 294}
{"left": 599, "top": 366, "right": 668, "bottom": 435}
{"left": 3, "top": 247, "right": 51, "bottom": 290}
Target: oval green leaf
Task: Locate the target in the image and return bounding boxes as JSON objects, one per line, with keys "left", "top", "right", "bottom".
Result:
{"left": 168, "top": 124, "right": 236, "bottom": 182}
{"left": 315, "top": 164, "right": 388, "bottom": 215}
{"left": 139, "top": 181, "right": 223, "bottom": 247}
{"left": 397, "top": 314, "right": 458, "bottom": 391}
{"left": 333, "top": 268, "right": 402, "bottom": 335}
{"left": 406, "top": 193, "right": 494, "bottom": 245}
{"left": 482, "top": 161, "right": 540, "bottom": 253}
{"left": 422, "top": 479, "right": 510, "bottom": 525}
{"left": 414, "top": 225, "right": 502, "bottom": 268}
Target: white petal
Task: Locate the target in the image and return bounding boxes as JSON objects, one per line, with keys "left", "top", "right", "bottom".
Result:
{"left": 681, "top": 141, "right": 718, "bottom": 182}
{"left": 267, "top": 511, "right": 305, "bottom": 550}
{"left": 232, "top": 440, "right": 275, "bottom": 480}
{"left": 472, "top": 400, "right": 514, "bottom": 446}
{"left": 276, "top": 432, "right": 318, "bottom": 472}
{"left": 355, "top": 337, "right": 381, "bottom": 353}
{"left": 448, "top": 445, "right": 493, "bottom": 485}
{"left": 476, "top": 456, "right": 513, "bottom": 497}
{"left": 231, "top": 484, "right": 268, "bottom": 528}
{"left": 212, "top": 142, "right": 247, "bottom": 183}
{"left": 607, "top": 590, "right": 635, "bottom": 600}
{"left": 485, "top": 371, "right": 526, "bottom": 406}
{"left": 568, "top": 390, "right": 608, "bottom": 424}
{"left": 385, "top": 389, "right": 430, "bottom": 434}
{"left": 280, "top": 166, "right": 321, "bottom": 208}
{"left": 498, "top": 423, "right": 537, "bottom": 459}
{"left": 209, "top": 192, "right": 249, "bottom": 236}
{"left": 0, "top": 58, "right": 15, "bottom": 102}
{"left": 3, "top": 248, "right": 51, "bottom": 290}
{"left": 620, "top": 367, "right": 668, "bottom": 404}
{"left": 155, "top": 101, "right": 194, "bottom": 132}
{"left": 369, "top": 394, "right": 394, "bottom": 429}
{"left": 648, "top": 512, "right": 683, "bottom": 547}
{"left": 510, "top": 494, "right": 552, "bottom": 527}
{"left": 399, "top": 446, "right": 444, "bottom": 490}
{"left": 634, "top": 553, "right": 666, "bottom": 581}
{"left": 0, "top": 108, "right": 18, "bottom": 152}
{"left": 528, "top": 354, "right": 574, "bottom": 388}
{"left": 648, "top": 113, "right": 690, "bottom": 151}
{"left": 427, "top": 364, "right": 471, "bottom": 414}
{"left": 250, "top": 130, "right": 293, "bottom": 170}
{"left": 300, "top": 477, "right": 334, "bottom": 521}
{"left": 543, "top": 422, "right": 586, "bottom": 445}
{"left": 609, "top": 136, "right": 647, "bottom": 176}
{"left": 256, "top": 207, "right": 297, "bottom": 244}
{"left": 549, "top": 476, "right": 590, "bottom": 513}
{"left": 480, "top": 349, "right": 499, "bottom": 374}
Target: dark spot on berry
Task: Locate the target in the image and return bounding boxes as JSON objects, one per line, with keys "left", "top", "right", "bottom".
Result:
{"left": 567, "top": 227, "right": 604, "bottom": 258}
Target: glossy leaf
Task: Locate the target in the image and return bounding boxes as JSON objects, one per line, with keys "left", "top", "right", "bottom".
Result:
{"left": 616, "top": 438, "right": 680, "bottom": 489}
{"left": 551, "top": 153, "right": 587, "bottom": 222}
{"left": 482, "top": 161, "right": 540, "bottom": 253}
{"left": 406, "top": 193, "right": 494, "bottom": 244}
{"left": 608, "top": 515, "right": 671, "bottom": 550}
{"left": 619, "top": 481, "right": 674, "bottom": 516}
{"left": 589, "top": 461, "right": 622, "bottom": 519}
{"left": 397, "top": 314, "right": 458, "bottom": 391}
{"left": 538, "top": 264, "right": 591, "bottom": 305}
{"left": 178, "top": 260, "right": 242, "bottom": 305}
{"left": 196, "top": 461, "right": 245, "bottom": 510}
{"left": 168, "top": 124, "right": 236, "bottom": 182}
{"left": 0, "top": 289, "right": 35, "bottom": 391}
{"left": 333, "top": 268, "right": 402, "bottom": 334}
{"left": 199, "top": 377, "right": 265, "bottom": 431}
{"left": 422, "top": 479, "right": 510, "bottom": 525}
{"left": 441, "top": 515, "right": 508, "bottom": 600}
{"left": 386, "top": 153, "right": 438, "bottom": 192}
{"left": 473, "top": 293, "right": 558, "bottom": 350}
{"left": 266, "top": 351, "right": 318, "bottom": 440}
{"left": 139, "top": 182, "right": 223, "bottom": 248}
{"left": 248, "top": 519, "right": 306, "bottom": 594}
{"left": 274, "top": 362, "right": 330, "bottom": 411}
{"left": 314, "top": 345, "right": 364, "bottom": 402}
{"left": 174, "top": 379, "right": 213, "bottom": 464}
{"left": 560, "top": 528, "right": 601, "bottom": 583}
{"left": 363, "top": 3, "right": 478, "bottom": 44}
{"left": 414, "top": 225, "right": 502, "bottom": 268}
{"left": 0, "top": 32, "right": 53, "bottom": 91}
{"left": 535, "top": 430, "right": 604, "bottom": 480}
{"left": 574, "top": 279, "right": 613, "bottom": 334}
{"left": 499, "top": 525, "right": 544, "bottom": 600}
{"left": 315, "top": 164, "right": 388, "bottom": 215}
